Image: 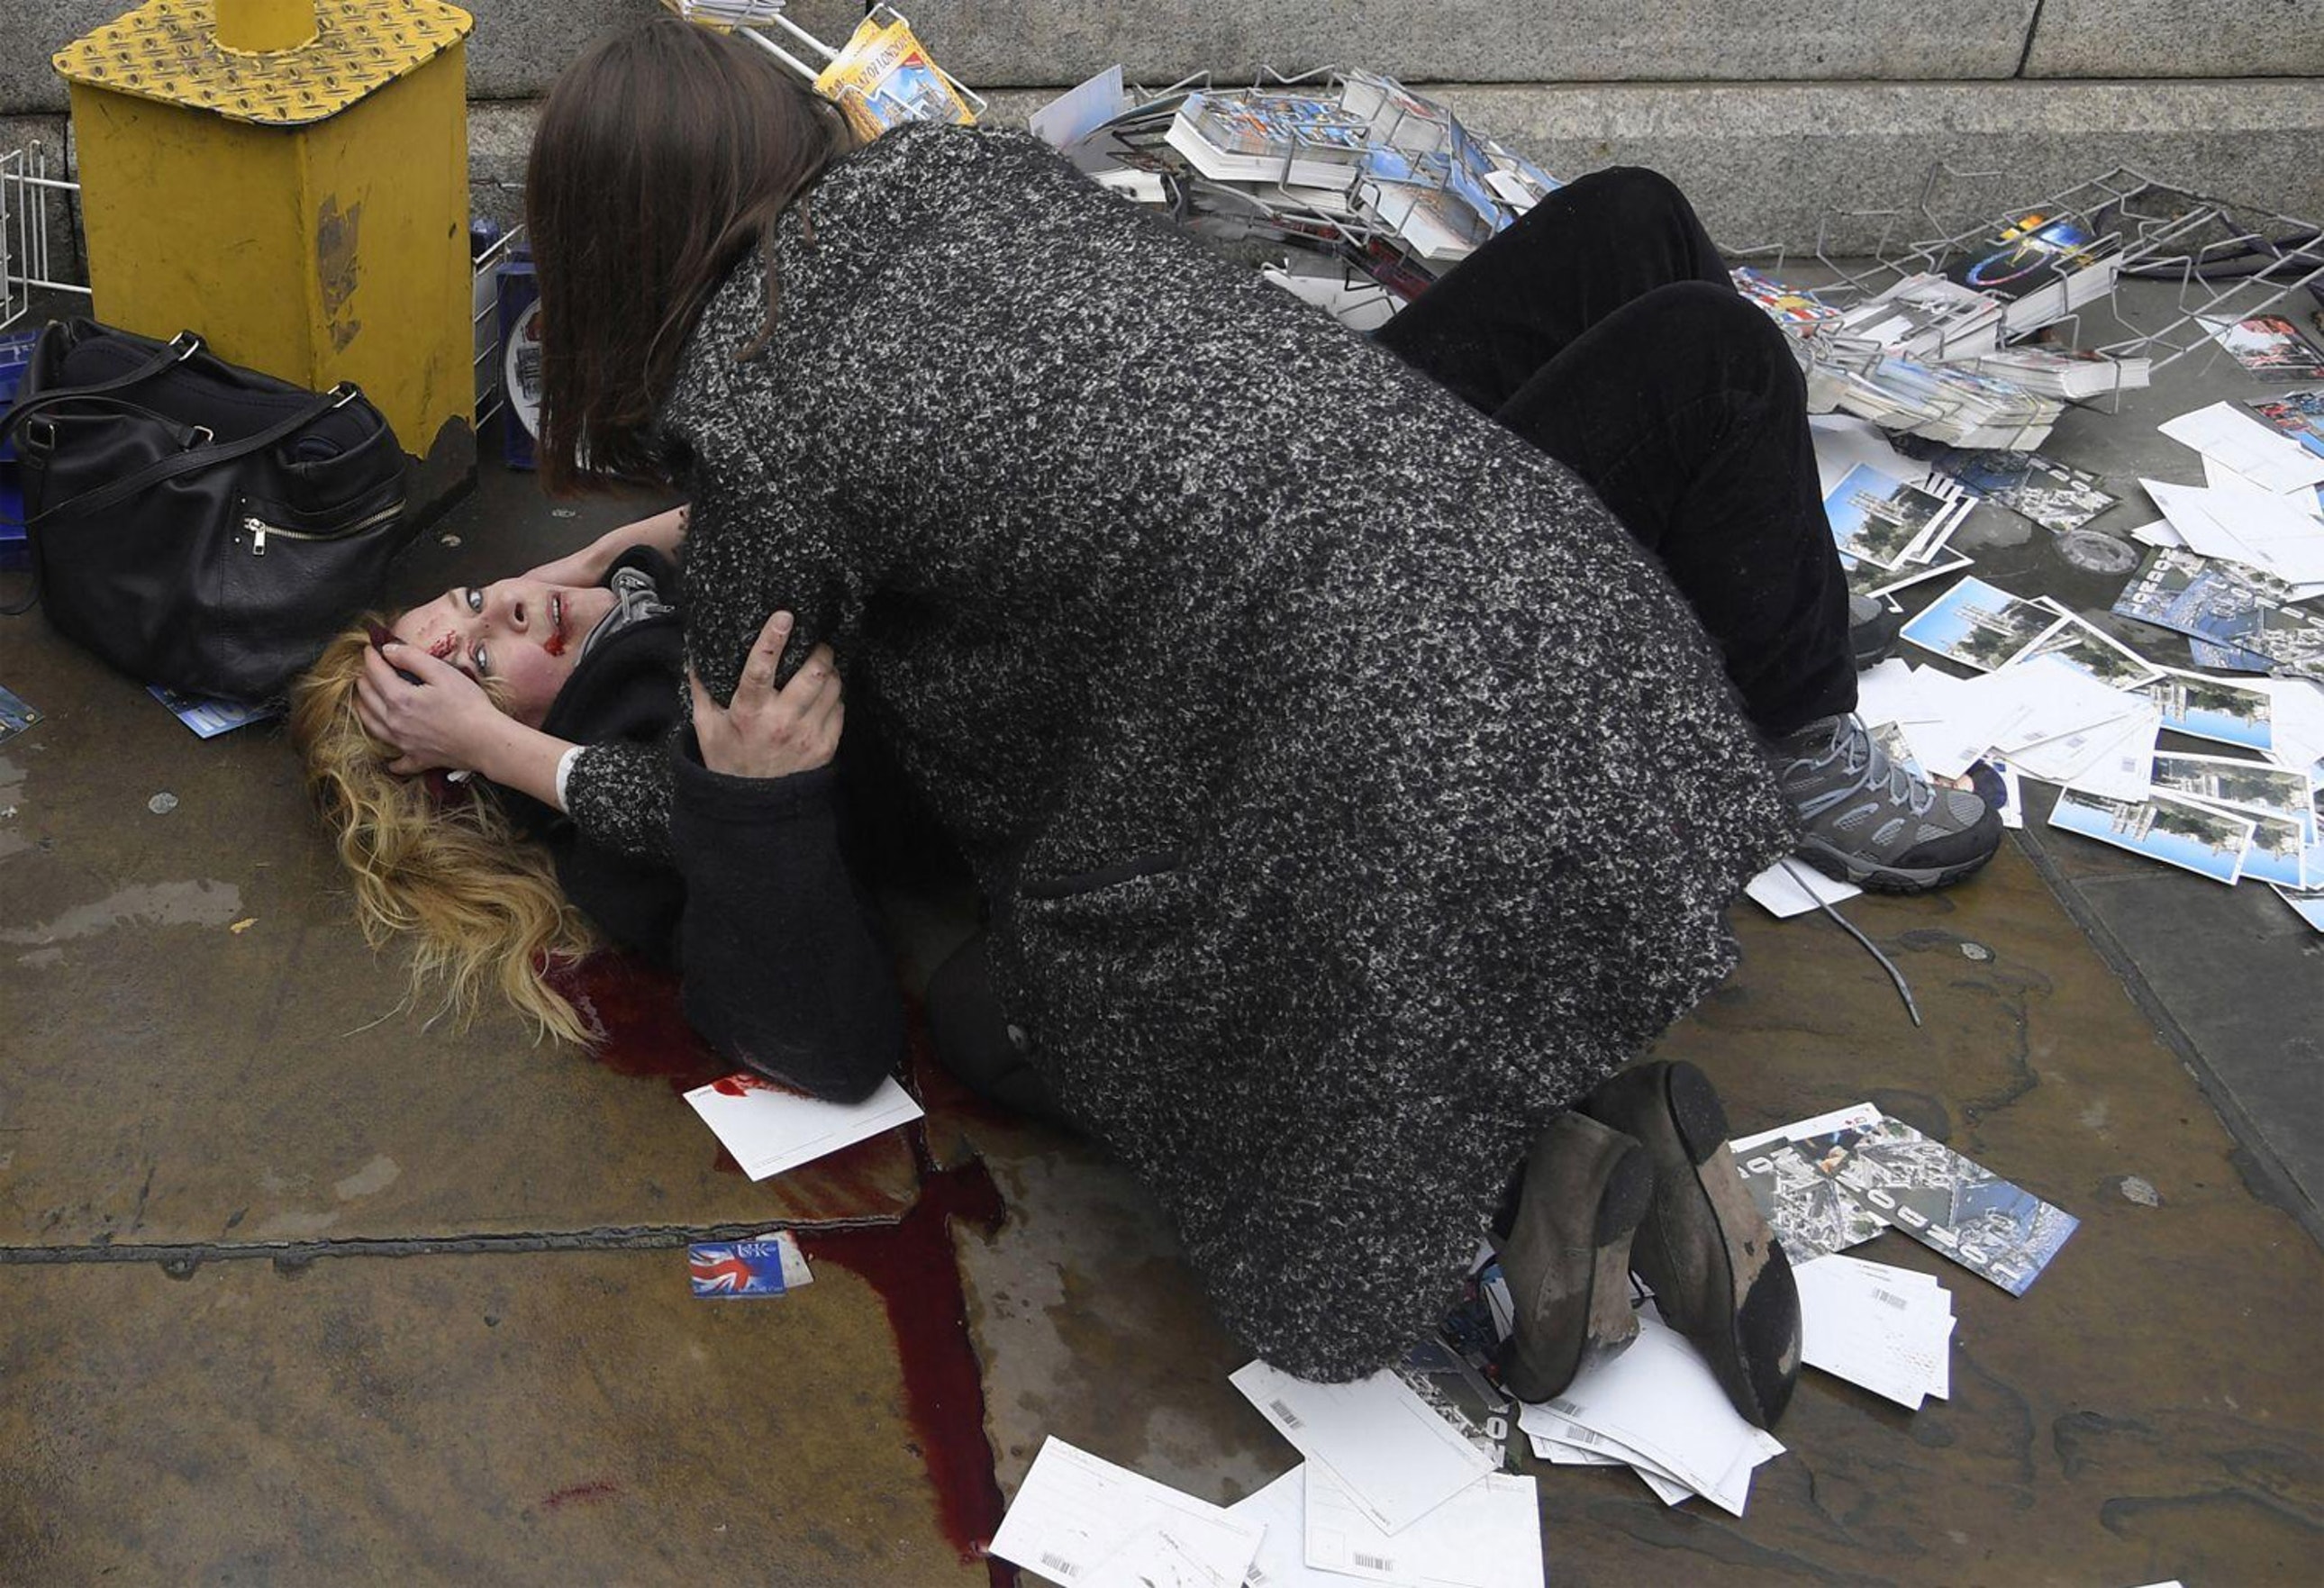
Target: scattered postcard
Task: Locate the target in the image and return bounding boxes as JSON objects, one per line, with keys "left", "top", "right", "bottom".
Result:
{"left": 2203, "top": 313, "right": 2324, "bottom": 379}
{"left": 1847, "top": 549, "right": 1974, "bottom": 603}
{"left": 2139, "top": 667, "right": 2274, "bottom": 752}
{"left": 2256, "top": 676, "right": 2324, "bottom": 770}
{"left": 0, "top": 682, "right": 38, "bottom": 746}
{"left": 2050, "top": 786, "right": 2255, "bottom": 886}
{"left": 148, "top": 685, "right": 278, "bottom": 739}
{"left": 2157, "top": 402, "right": 2324, "bottom": 496}
{"left": 1792, "top": 1112, "right": 2080, "bottom": 1294}
{"left": 2024, "top": 703, "right": 2160, "bottom": 802}
{"left": 1393, "top": 1337, "right": 1511, "bottom": 1464}
{"left": 1793, "top": 1253, "right": 1955, "bottom": 1411}
{"left": 2148, "top": 751, "right": 2314, "bottom": 838}
{"left": 2216, "top": 803, "right": 2310, "bottom": 889}
{"left": 687, "top": 1231, "right": 812, "bottom": 1299}
{"left": 681, "top": 1072, "right": 923, "bottom": 1182}
{"left": 2141, "top": 476, "right": 2324, "bottom": 588}
{"left": 1823, "top": 463, "right": 1962, "bottom": 570}
{"left": 1902, "top": 576, "right": 2066, "bottom": 672}
{"left": 1988, "top": 655, "right": 2153, "bottom": 753}
{"left": 2202, "top": 454, "right": 2324, "bottom": 525}
{"left": 988, "top": 1438, "right": 1264, "bottom": 1588}
{"left": 1904, "top": 442, "right": 2118, "bottom": 534}
{"left": 1735, "top": 1144, "right": 1889, "bottom": 1262}
{"left": 1897, "top": 666, "right": 2038, "bottom": 779}
{"left": 1742, "top": 858, "right": 1861, "bottom": 919}
{"left": 2114, "top": 548, "right": 2324, "bottom": 681}
{"left": 2250, "top": 391, "right": 2324, "bottom": 460}
{"left": 1856, "top": 657, "right": 1936, "bottom": 730}
{"left": 2014, "top": 606, "right": 2162, "bottom": 688}
{"left": 2276, "top": 788, "right": 2324, "bottom": 924}
{"left": 1432, "top": 1246, "right": 1515, "bottom": 1375}
{"left": 1810, "top": 413, "right": 1928, "bottom": 500}
{"left": 1229, "top": 1469, "right": 1343, "bottom": 1588}
{"left": 2187, "top": 636, "right": 2278, "bottom": 673}
{"left": 1229, "top": 1360, "right": 1493, "bottom": 1536}
{"left": 1301, "top": 1466, "right": 1544, "bottom": 1588}
{"left": 1520, "top": 1310, "right": 1785, "bottom": 1514}
{"left": 1990, "top": 756, "right": 2026, "bottom": 830}
{"left": 1082, "top": 1521, "right": 1243, "bottom": 1588}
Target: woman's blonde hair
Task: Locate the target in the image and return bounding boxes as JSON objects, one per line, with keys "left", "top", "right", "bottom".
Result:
{"left": 289, "top": 623, "right": 601, "bottom": 1045}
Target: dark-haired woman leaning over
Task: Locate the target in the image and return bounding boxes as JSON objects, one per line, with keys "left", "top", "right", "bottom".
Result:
{"left": 357, "top": 17, "right": 1996, "bottom": 1425}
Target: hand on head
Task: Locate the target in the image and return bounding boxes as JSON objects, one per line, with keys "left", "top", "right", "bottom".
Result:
{"left": 357, "top": 639, "right": 509, "bottom": 776}
{"left": 688, "top": 610, "right": 845, "bottom": 780}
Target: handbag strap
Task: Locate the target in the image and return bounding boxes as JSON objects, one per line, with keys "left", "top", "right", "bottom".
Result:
{"left": 0, "top": 331, "right": 204, "bottom": 451}
{"left": 40, "top": 382, "right": 363, "bottom": 527}
{"left": 0, "top": 331, "right": 206, "bottom": 614}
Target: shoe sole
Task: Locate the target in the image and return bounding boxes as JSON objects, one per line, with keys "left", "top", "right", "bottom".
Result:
{"left": 1586, "top": 1062, "right": 1802, "bottom": 1430}
{"left": 1796, "top": 833, "right": 2001, "bottom": 895}
{"left": 1498, "top": 1117, "right": 1655, "bottom": 1405}
{"left": 1849, "top": 636, "right": 1897, "bottom": 671}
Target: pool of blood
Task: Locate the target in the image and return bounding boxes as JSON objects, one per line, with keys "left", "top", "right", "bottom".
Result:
{"left": 803, "top": 1143, "right": 1014, "bottom": 1584}
{"left": 557, "top": 950, "right": 1016, "bottom": 1577}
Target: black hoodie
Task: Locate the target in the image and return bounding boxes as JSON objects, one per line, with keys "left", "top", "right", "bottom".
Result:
{"left": 511, "top": 548, "right": 903, "bottom": 1103}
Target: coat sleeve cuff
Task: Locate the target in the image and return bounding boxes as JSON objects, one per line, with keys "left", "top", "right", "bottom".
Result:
{"left": 669, "top": 738, "right": 839, "bottom": 826}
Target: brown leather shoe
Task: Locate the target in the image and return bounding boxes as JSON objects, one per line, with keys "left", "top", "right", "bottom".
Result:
{"left": 1498, "top": 1112, "right": 1654, "bottom": 1405}
{"left": 1579, "top": 1060, "right": 1802, "bottom": 1429}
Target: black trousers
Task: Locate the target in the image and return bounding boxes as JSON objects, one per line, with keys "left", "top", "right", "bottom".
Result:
{"left": 1373, "top": 167, "right": 1857, "bottom": 737}
{"left": 931, "top": 169, "right": 1858, "bottom": 1124}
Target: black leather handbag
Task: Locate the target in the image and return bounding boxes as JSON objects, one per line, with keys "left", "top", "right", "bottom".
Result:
{"left": 0, "top": 320, "right": 413, "bottom": 703}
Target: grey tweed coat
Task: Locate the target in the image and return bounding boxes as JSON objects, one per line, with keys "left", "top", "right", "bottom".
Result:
{"left": 568, "top": 122, "right": 1796, "bottom": 1382}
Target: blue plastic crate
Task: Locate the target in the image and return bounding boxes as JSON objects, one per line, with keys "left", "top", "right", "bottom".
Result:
{"left": 0, "top": 329, "right": 38, "bottom": 467}
{"left": 0, "top": 468, "right": 24, "bottom": 572}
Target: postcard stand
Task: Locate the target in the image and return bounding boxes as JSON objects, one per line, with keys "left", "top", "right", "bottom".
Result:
{"left": 1729, "top": 162, "right": 2324, "bottom": 412}
{"left": 0, "top": 142, "right": 86, "bottom": 333}
{"left": 726, "top": 4, "right": 989, "bottom": 130}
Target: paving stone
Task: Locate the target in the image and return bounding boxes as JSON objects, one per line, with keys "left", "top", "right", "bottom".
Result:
{"left": 1430, "top": 78, "right": 2324, "bottom": 255}
{"left": 0, "top": 1248, "right": 985, "bottom": 1583}
{"left": 2025, "top": 0, "right": 2324, "bottom": 78}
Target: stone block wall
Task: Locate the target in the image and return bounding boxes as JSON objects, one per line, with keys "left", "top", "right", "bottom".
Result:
{"left": 6, "top": 0, "right": 2322, "bottom": 251}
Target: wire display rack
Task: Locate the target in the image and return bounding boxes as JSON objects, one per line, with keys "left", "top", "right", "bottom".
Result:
{"left": 1, "top": 142, "right": 89, "bottom": 332}
{"left": 1729, "top": 162, "right": 2324, "bottom": 408}
{"left": 472, "top": 222, "right": 528, "bottom": 424}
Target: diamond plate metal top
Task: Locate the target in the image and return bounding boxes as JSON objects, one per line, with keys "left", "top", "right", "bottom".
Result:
{"left": 55, "top": 1, "right": 474, "bottom": 128}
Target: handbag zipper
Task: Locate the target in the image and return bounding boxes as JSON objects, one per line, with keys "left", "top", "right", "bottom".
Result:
{"left": 242, "top": 501, "right": 404, "bottom": 556}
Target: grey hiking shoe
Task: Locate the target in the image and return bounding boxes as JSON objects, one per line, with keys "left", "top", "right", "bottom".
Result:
{"left": 1773, "top": 712, "right": 2002, "bottom": 893}
{"left": 1847, "top": 593, "right": 1902, "bottom": 670}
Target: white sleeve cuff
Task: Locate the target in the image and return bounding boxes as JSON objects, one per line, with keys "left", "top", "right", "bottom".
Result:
{"left": 553, "top": 744, "right": 584, "bottom": 812}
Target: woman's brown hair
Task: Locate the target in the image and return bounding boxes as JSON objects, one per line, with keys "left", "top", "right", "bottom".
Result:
{"left": 526, "top": 16, "right": 850, "bottom": 492}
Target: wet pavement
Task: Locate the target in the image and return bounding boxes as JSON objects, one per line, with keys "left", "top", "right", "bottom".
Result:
{"left": 2, "top": 277, "right": 2321, "bottom": 1583}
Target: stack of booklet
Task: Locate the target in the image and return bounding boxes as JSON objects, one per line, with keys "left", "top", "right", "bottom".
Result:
{"left": 1963, "top": 344, "right": 2151, "bottom": 401}
{"left": 1732, "top": 231, "right": 2141, "bottom": 454}
{"left": 1035, "top": 66, "right": 1560, "bottom": 326}
{"left": 1939, "top": 210, "right": 2125, "bottom": 338}
{"left": 1836, "top": 273, "right": 2007, "bottom": 361}
{"left": 1830, "top": 356, "right": 2065, "bottom": 450}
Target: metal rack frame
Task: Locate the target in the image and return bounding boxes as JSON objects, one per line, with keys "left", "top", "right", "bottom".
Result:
{"left": 1, "top": 143, "right": 91, "bottom": 333}
{"left": 1728, "top": 162, "right": 2324, "bottom": 409}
